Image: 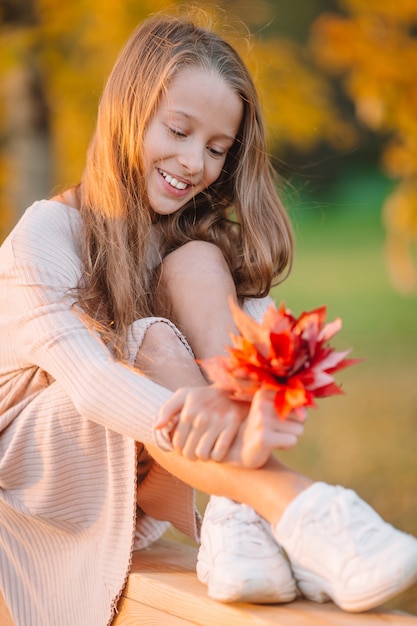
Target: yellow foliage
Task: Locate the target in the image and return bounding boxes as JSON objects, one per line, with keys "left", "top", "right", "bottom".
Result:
{"left": 0, "top": 0, "right": 177, "bottom": 200}
{"left": 310, "top": 11, "right": 417, "bottom": 137}
{"left": 34, "top": 0, "right": 155, "bottom": 185}
{"left": 310, "top": 0, "right": 417, "bottom": 292}
{"left": 340, "top": 0, "right": 417, "bottom": 23}
{"left": 232, "top": 36, "right": 357, "bottom": 153}
{"left": 0, "top": 0, "right": 352, "bottom": 233}
{"left": 383, "top": 181, "right": 417, "bottom": 293}
{"left": 1, "top": 2, "right": 415, "bottom": 288}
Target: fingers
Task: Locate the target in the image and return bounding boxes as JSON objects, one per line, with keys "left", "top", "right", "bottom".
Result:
{"left": 156, "top": 386, "right": 306, "bottom": 468}
{"left": 249, "top": 391, "right": 305, "bottom": 447}
{"left": 223, "top": 389, "right": 306, "bottom": 468}
{"left": 240, "top": 419, "right": 304, "bottom": 465}
{"left": 208, "top": 423, "right": 241, "bottom": 461}
{"left": 195, "top": 412, "right": 243, "bottom": 462}
{"left": 274, "top": 418, "right": 305, "bottom": 439}
{"left": 172, "top": 407, "right": 243, "bottom": 461}
{"left": 171, "top": 412, "right": 208, "bottom": 457}
{"left": 170, "top": 400, "right": 218, "bottom": 456}
{"left": 267, "top": 424, "right": 304, "bottom": 449}
{"left": 155, "top": 388, "right": 188, "bottom": 429}
{"left": 286, "top": 407, "right": 308, "bottom": 424}
{"left": 157, "top": 386, "right": 248, "bottom": 461}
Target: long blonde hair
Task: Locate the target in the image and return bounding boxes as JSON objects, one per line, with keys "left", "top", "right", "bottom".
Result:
{"left": 77, "top": 13, "right": 294, "bottom": 357}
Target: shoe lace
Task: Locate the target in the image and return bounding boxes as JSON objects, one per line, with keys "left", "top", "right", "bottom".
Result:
{"left": 209, "top": 500, "right": 270, "bottom": 549}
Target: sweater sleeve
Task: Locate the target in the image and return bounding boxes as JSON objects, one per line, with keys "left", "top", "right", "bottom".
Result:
{"left": 243, "top": 294, "right": 274, "bottom": 322}
{"left": 0, "top": 201, "right": 173, "bottom": 447}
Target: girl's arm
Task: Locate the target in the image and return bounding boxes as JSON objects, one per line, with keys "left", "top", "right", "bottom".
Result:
{"left": 0, "top": 201, "right": 172, "bottom": 447}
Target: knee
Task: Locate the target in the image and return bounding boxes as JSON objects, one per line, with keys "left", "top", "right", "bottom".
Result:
{"left": 134, "top": 321, "right": 201, "bottom": 388}
{"left": 135, "top": 321, "right": 193, "bottom": 370}
{"left": 161, "top": 241, "right": 232, "bottom": 284}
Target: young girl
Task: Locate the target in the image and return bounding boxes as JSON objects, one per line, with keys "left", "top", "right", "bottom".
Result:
{"left": 0, "top": 13, "right": 416, "bottom": 626}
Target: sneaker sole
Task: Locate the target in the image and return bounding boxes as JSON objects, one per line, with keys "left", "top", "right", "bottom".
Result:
{"left": 197, "top": 551, "right": 297, "bottom": 604}
{"left": 296, "top": 557, "right": 417, "bottom": 613}
{"left": 338, "top": 567, "right": 417, "bottom": 613}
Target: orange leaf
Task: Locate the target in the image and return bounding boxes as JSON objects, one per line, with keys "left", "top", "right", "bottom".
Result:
{"left": 198, "top": 300, "right": 362, "bottom": 420}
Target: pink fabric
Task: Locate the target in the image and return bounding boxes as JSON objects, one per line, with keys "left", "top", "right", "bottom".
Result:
{"left": 0, "top": 200, "right": 271, "bottom": 625}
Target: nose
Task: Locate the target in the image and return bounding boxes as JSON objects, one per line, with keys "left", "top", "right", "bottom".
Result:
{"left": 177, "top": 140, "right": 204, "bottom": 178}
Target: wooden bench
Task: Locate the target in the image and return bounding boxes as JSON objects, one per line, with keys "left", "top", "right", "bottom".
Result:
{"left": 1, "top": 539, "right": 416, "bottom": 625}
{"left": 113, "top": 539, "right": 416, "bottom": 625}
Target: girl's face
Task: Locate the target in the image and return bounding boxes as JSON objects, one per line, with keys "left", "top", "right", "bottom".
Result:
{"left": 143, "top": 66, "right": 243, "bottom": 215}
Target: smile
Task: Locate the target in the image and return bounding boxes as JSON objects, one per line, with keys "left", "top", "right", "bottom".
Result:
{"left": 158, "top": 169, "right": 189, "bottom": 190}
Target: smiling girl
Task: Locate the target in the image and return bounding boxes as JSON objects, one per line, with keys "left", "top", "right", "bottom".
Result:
{"left": 0, "top": 12, "right": 416, "bottom": 626}
{"left": 143, "top": 67, "right": 242, "bottom": 215}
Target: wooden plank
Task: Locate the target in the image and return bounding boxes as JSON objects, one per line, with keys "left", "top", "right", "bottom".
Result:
{"left": 1, "top": 539, "right": 415, "bottom": 625}
{"left": 121, "top": 539, "right": 417, "bottom": 626}
{"left": 112, "top": 595, "right": 195, "bottom": 625}
{"left": 0, "top": 587, "right": 193, "bottom": 626}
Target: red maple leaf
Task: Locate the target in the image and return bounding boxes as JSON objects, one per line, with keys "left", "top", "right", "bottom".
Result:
{"left": 199, "top": 299, "right": 361, "bottom": 420}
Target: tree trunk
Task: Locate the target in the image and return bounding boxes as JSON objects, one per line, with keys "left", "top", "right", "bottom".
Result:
{"left": 2, "top": 59, "right": 52, "bottom": 229}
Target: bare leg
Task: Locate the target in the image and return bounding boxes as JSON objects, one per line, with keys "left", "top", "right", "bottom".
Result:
{"left": 135, "top": 321, "right": 312, "bottom": 527}
{"left": 154, "top": 240, "right": 238, "bottom": 359}
{"left": 149, "top": 444, "right": 311, "bottom": 527}
{"left": 134, "top": 321, "right": 207, "bottom": 390}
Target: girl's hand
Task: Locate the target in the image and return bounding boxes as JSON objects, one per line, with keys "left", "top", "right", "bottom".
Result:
{"left": 156, "top": 386, "right": 305, "bottom": 464}
{"left": 222, "top": 388, "right": 305, "bottom": 468}
{"left": 156, "top": 386, "right": 249, "bottom": 461}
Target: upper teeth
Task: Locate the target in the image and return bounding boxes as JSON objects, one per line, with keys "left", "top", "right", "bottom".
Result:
{"left": 160, "top": 170, "right": 188, "bottom": 190}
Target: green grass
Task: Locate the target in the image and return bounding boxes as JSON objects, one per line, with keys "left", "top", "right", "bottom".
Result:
{"left": 277, "top": 213, "right": 417, "bottom": 361}
{"left": 272, "top": 170, "right": 417, "bottom": 613}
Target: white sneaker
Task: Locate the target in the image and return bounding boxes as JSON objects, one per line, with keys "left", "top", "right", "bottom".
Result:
{"left": 272, "top": 482, "right": 417, "bottom": 612}
{"left": 197, "top": 496, "right": 297, "bottom": 604}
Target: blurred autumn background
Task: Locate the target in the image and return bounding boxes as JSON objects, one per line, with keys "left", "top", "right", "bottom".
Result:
{"left": 1, "top": 0, "right": 416, "bottom": 614}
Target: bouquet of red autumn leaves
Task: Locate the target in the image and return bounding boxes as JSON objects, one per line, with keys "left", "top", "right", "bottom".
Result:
{"left": 199, "top": 299, "right": 361, "bottom": 420}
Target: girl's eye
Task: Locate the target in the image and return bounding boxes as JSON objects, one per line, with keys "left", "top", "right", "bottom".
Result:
{"left": 208, "top": 147, "right": 225, "bottom": 158}
{"left": 168, "top": 127, "right": 185, "bottom": 138}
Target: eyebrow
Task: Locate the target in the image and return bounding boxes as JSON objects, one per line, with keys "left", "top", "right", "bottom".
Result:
{"left": 167, "top": 109, "right": 237, "bottom": 142}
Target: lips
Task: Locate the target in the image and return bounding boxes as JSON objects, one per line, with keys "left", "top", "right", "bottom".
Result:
{"left": 158, "top": 169, "right": 190, "bottom": 190}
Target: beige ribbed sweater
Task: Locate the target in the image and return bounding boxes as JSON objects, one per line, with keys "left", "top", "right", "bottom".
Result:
{"left": 0, "top": 200, "right": 271, "bottom": 626}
